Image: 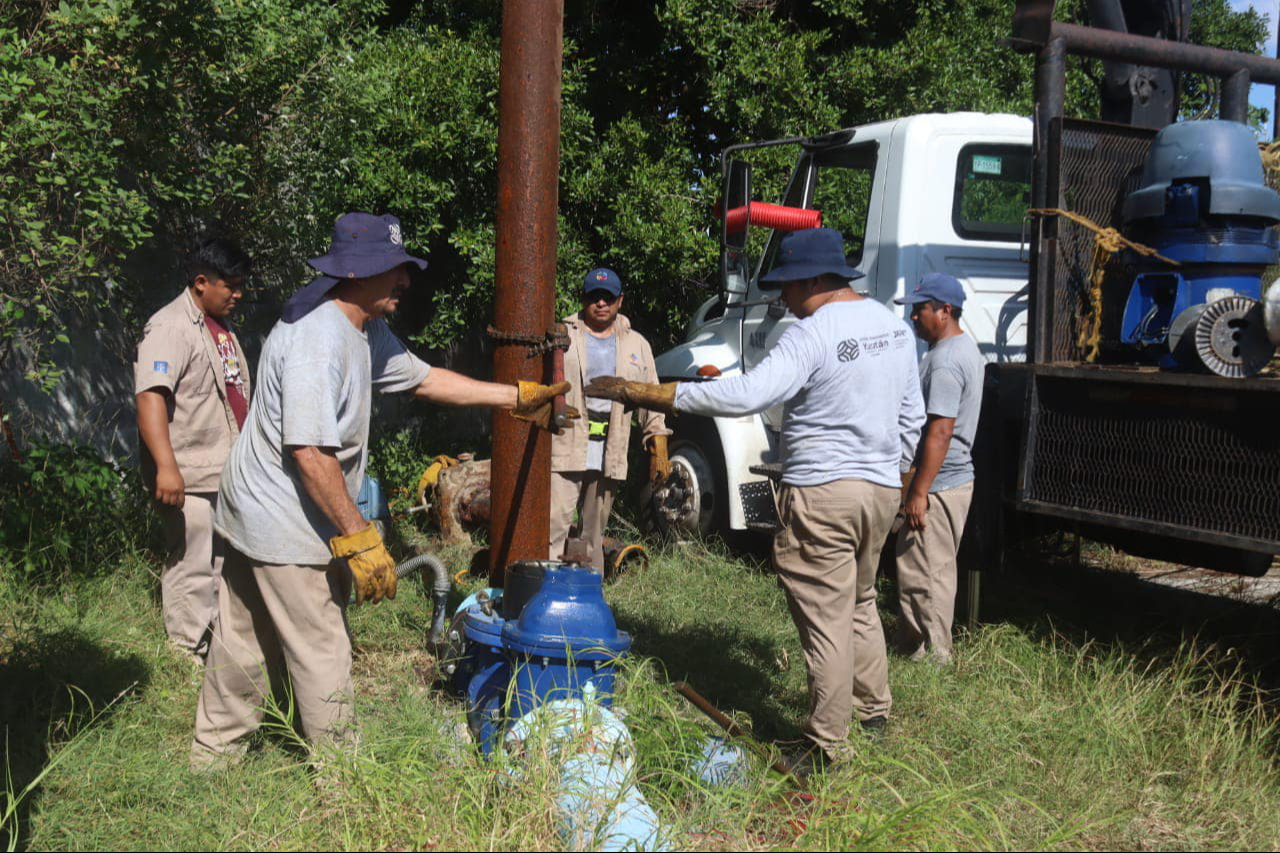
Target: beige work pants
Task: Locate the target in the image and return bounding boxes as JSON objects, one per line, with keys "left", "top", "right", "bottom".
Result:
{"left": 159, "top": 492, "right": 222, "bottom": 656}
{"left": 772, "top": 478, "right": 900, "bottom": 753}
{"left": 191, "top": 547, "right": 355, "bottom": 764}
{"left": 893, "top": 480, "right": 974, "bottom": 663}
{"left": 549, "top": 470, "right": 617, "bottom": 572}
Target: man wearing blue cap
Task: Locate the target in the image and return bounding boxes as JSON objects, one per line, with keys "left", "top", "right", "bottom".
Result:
{"left": 586, "top": 228, "right": 924, "bottom": 773}
{"left": 192, "top": 212, "right": 570, "bottom": 765}
{"left": 892, "top": 273, "right": 984, "bottom": 665}
{"left": 549, "top": 267, "right": 669, "bottom": 573}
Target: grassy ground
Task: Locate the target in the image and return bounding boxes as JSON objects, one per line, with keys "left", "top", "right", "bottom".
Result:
{"left": 3, "top": 529, "right": 1280, "bottom": 851}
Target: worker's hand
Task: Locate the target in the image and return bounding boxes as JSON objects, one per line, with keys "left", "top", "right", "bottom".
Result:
{"left": 155, "top": 463, "right": 185, "bottom": 509}
{"left": 904, "top": 491, "right": 929, "bottom": 531}
{"left": 329, "top": 521, "right": 398, "bottom": 605}
{"left": 584, "top": 376, "right": 678, "bottom": 414}
{"left": 646, "top": 434, "right": 671, "bottom": 484}
{"left": 512, "top": 380, "right": 577, "bottom": 430}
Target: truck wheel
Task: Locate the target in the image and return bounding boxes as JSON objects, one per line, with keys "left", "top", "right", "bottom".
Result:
{"left": 642, "top": 434, "right": 727, "bottom": 539}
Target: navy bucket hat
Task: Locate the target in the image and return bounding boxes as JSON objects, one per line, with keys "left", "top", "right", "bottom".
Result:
{"left": 759, "top": 227, "right": 864, "bottom": 288}
{"left": 282, "top": 212, "right": 428, "bottom": 323}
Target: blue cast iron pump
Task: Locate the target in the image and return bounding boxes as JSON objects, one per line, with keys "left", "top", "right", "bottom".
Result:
{"left": 440, "top": 559, "right": 632, "bottom": 755}
{"left": 1119, "top": 120, "right": 1280, "bottom": 377}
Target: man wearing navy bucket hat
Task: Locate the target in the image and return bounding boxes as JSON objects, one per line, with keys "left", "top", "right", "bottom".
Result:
{"left": 892, "top": 273, "right": 984, "bottom": 666}
{"left": 192, "top": 212, "right": 570, "bottom": 766}
{"left": 586, "top": 227, "right": 924, "bottom": 774}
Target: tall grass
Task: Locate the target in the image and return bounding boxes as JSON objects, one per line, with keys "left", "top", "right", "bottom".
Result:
{"left": 2, "top": 536, "right": 1279, "bottom": 849}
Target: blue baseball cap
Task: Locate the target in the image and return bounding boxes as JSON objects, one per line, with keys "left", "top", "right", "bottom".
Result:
{"left": 584, "top": 267, "right": 622, "bottom": 297}
{"left": 895, "top": 272, "right": 966, "bottom": 308}
{"left": 758, "top": 227, "right": 864, "bottom": 288}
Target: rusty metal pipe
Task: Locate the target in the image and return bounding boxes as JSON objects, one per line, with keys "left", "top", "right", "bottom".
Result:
{"left": 1017, "top": 20, "right": 1280, "bottom": 86}
{"left": 488, "top": 0, "right": 565, "bottom": 587}
{"left": 1221, "top": 69, "right": 1251, "bottom": 124}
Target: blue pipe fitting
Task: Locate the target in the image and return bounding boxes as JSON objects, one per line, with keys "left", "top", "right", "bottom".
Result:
{"left": 502, "top": 566, "right": 632, "bottom": 719}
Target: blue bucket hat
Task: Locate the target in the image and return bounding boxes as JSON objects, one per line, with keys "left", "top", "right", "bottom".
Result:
{"left": 282, "top": 212, "right": 428, "bottom": 323}
{"left": 584, "top": 267, "right": 622, "bottom": 297}
{"left": 894, "top": 272, "right": 967, "bottom": 308}
{"left": 758, "top": 227, "right": 864, "bottom": 288}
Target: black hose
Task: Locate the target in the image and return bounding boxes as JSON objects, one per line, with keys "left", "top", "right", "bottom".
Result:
{"left": 396, "top": 552, "right": 451, "bottom": 646}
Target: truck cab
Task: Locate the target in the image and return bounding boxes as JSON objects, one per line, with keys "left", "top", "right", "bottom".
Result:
{"left": 652, "top": 112, "right": 1033, "bottom": 535}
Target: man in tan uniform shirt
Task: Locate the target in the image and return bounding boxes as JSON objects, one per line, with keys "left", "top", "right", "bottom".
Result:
{"left": 134, "top": 237, "right": 252, "bottom": 662}
{"left": 549, "top": 267, "right": 669, "bottom": 573}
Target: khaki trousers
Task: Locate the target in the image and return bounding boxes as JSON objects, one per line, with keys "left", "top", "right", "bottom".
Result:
{"left": 549, "top": 470, "right": 617, "bottom": 572}
{"left": 159, "top": 492, "right": 223, "bottom": 655}
{"left": 893, "top": 480, "right": 974, "bottom": 662}
{"left": 772, "top": 478, "right": 900, "bottom": 753}
{"left": 191, "top": 547, "right": 355, "bottom": 764}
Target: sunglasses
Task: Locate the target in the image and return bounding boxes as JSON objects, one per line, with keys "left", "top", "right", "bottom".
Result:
{"left": 584, "top": 290, "right": 620, "bottom": 305}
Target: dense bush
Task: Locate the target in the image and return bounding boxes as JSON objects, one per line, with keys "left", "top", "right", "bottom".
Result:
{"left": 0, "top": 443, "right": 153, "bottom": 581}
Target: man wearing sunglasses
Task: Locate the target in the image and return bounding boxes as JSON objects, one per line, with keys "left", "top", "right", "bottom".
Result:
{"left": 549, "top": 267, "right": 670, "bottom": 573}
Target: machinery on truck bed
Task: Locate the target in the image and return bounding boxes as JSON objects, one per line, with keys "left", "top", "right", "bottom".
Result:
{"left": 651, "top": 0, "right": 1280, "bottom": 582}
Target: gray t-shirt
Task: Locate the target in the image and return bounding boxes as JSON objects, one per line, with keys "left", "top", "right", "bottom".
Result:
{"left": 583, "top": 330, "right": 616, "bottom": 471}
{"left": 918, "top": 332, "right": 984, "bottom": 492}
{"left": 215, "top": 300, "right": 430, "bottom": 564}
{"left": 675, "top": 299, "right": 924, "bottom": 488}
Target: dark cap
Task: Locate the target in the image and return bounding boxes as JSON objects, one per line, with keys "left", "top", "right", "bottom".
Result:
{"left": 583, "top": 267, "right": 622, "bottom": 297}
{"left": 894, "top": 272, "right": 966, "bottom": 308}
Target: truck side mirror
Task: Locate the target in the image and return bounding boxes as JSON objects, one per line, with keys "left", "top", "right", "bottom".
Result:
{"left": 721, "top": 159, "right": 752, "bottom": 294}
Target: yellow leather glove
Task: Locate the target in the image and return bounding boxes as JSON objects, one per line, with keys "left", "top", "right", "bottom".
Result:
{"left": 512, "top": 380, "right": 577, "bottom": 430}
{"left": 583, "top": 377, "right": 678, "bottom": 414}
{"left": 647, "top": 434, "right": 671, "bottom": 484}
{"left": 329, "top": 521, "right": 397, "bottom": 605}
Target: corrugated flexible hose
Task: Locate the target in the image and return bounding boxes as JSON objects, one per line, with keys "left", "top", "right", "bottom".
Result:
{"left": 395, "top": 552, "right": 451, "bottom": 646}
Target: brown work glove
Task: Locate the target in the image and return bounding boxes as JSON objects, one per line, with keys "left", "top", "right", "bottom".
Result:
{"left": 583, "top": 376, "right": 678, "bottom": 414}
{"left": 512, "top": 380, "right": 577, "bottom": 430}
{"left": 646, "top": 434, "right": 671, "bottom": 484}
{"left": 329, "top": 521, "right": 397, "bottom": 605}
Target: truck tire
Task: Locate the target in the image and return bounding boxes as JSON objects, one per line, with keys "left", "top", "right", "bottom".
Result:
{"left": 640, "top": 426, "right": 728, "bottom": 539}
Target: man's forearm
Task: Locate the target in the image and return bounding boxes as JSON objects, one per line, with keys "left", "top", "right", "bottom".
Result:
{"left": 414, "top": 367, "right": 518, "bottom": 408}
{"left": 136, "top": 391, "right": 178, "bottom": 471}
{"left": 908, "top": 419, "right": 953, "bottom": 498}
{"left": 290, "top": 445, "right": 367, "bottom": 537}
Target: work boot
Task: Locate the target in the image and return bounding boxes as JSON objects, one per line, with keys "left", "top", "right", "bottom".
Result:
{"left": 859, "top": 715, "right": 888, "bottom": 741}
{"left": 780, "top": 743, "right": 832, "bottom": 782}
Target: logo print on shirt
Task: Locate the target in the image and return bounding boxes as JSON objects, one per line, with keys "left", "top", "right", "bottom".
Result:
{"left": 836, "top": 338, "right": 860, "bottom": 362}
{"left": 153, "top": 360, "right": 169, "bottom": 374}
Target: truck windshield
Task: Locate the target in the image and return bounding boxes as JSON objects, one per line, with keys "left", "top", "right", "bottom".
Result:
{"left": 756, "top": 142, "right": 878, "bottom": 281}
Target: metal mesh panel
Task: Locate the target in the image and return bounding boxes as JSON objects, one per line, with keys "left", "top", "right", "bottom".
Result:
{"left": 1024, "top": 373, "right": 1280, "bottom": 546}
{"left": 1047, "top": 120, "right": 1154, "bottom": 363}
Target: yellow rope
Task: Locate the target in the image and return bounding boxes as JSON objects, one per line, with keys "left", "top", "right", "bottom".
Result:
{"left": 1028, "top": 208, "right": 1180, "bottom": 363}
{"left": 1259, "top": 141, "right": 1280, "bottom": 176}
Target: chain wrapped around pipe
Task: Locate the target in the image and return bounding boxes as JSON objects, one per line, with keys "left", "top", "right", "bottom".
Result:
{"left": 486, "top": 324, "right": 570, "bottom": 357}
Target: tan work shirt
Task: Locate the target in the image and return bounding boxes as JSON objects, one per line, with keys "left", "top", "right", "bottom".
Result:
{"left": 134, "top": 289, "right": 251, "bottom": 492}
{"left": 551, "top": 311, "right": 669, "bottom": 480}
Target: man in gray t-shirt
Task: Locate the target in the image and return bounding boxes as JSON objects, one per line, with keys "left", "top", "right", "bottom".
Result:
{"left": 892, "top": 273, "right": 985, "bottom": 664}
{"left": 192, "top": 213, "right": 569, "bottom": 766}
{"left": 586, "top": 228, "right": 925, "bottom": 774}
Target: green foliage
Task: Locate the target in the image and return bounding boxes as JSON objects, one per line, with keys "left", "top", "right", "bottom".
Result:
{"left": 0, "top": 443, "right": 150, "bottom": 581}
{"left": 0, "top": 0, "right": 1272, "bottom": 406}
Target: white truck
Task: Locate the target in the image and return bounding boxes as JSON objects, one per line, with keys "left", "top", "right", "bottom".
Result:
{"left": 651, "top": 112, "right": 1033, "bottom": 536}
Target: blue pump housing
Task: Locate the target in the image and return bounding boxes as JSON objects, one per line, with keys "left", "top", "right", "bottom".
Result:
{"left": 451, "top": 563, "right": 631, "bottom": 755}
{"left": 1118, "top": 121, "right": 1280, "bottom": 366}
{"left": 502, "top": 566, "right": 632, "bottom": 719}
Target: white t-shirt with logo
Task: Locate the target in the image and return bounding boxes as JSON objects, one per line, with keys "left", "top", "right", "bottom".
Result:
{"left": 675, "top": 299, "right": 924, "bottom": 488}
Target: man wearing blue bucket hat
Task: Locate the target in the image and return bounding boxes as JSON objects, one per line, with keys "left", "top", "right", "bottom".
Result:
{"left": 192, "top": 212, "right": 570, "bottom": 765}
{"left": 892, "top": 273, "right": 984, "bottom": 665}
{"left": 586, "top": 227, "right": 924, "bottom": 773}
